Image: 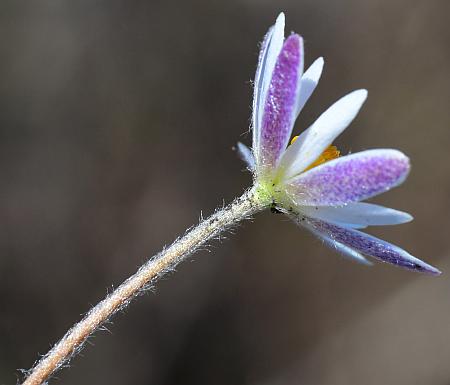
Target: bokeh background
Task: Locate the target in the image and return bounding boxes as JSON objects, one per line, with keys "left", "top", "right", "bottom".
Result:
{"left": 1, "top": 0, "right": 449, "bottom": 384}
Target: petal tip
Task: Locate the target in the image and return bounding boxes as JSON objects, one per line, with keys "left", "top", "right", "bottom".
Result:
{"left": 275, "top": 12, "right": 285, "bottom": 27}
{"left": 285, "top": 33, "right": 302, "bottom": 46}
{"left": 403, "top": 213, "right": 414, "bottom": 223}
{"left": 236, "top": 142, "right": 256, "bottom": 171}
{"left": 352, "top": 88, "right": 368, "bottom": 103}
{"left": 284, "top": 34, "right": 304, "bottom": 58}
{"left": 420, "top": 263, "right": 442, "bottom": 276}
{"left": 405, "top": 254, "right": 441, "bottom": 276}
{"left": 386, "top": 149, "right": 411, "bottom": 176}
{"left": 308, "top": 57, "right": 324, "bottom": 77}
{"left": 431, "top": 268, "right": 442, "bottom": 276}
{"left": 307, "top": 57, "right": 325, "bottom": 77}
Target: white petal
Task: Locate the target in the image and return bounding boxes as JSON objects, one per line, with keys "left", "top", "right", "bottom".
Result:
{"left": 289, "top": 212, "right": 372, "bottom": 265}
{"left": 252, "top": 27, "right": 273, "bottom": 154}
{"left": 279, "top": 89, "right": 368, "bottom": 179}
{"left": 236, "top": 142, "right": 255, "bottom": 171}
{"left": 300, "top": 203, "right": 413, "bottom": 229}
{"left": 252, "top": 12, "right": 285, "bottom": 156}
{"left": 294, "top": 57, "right": 324, "bottom": 118}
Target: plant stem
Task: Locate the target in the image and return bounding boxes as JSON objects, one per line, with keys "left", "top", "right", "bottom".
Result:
{"left": 22, "top": 187, "right": 267, "bottom": 385}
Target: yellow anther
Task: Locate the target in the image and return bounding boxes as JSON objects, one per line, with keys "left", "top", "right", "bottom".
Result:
{"left": 289, "top": 135, "right": 340, "bottom": 171}
{"left": 305, "top": 145, "right": 340, "bottom": 171}
{"left": 290, "top": 135, "right": 299, "bottom": 145}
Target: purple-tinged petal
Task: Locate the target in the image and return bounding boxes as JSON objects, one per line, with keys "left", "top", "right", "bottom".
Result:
{"left": 299, "top": 217, "right": 441, "bottom": 275}
{"left": 252, "top": 13, "right": 285, "bottom": 159}
{"left": 300, "top": 202, "right": 413, "bottom": 229}
{"left": 279, "top": 90, "right": 367, "bottom": 179}
{"left": 286, "top": 149, "right": 410, "bottom": 206}
{"left": 258, "top": 34, "right": 304, "bottom": 174}
{"left": 306, "top": 222, "right": 373, "bottom": 265}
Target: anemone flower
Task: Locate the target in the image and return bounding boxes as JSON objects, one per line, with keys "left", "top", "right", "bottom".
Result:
{"left": 238, "top": 12, "right": 440, "bottom": 274}
{"left": 23, "top": 12, "right": 441, "bottom": 385}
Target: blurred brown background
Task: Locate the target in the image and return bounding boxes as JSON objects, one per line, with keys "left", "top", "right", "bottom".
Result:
{"left": 1, "top": 0, "right": 449, "bottom": 384}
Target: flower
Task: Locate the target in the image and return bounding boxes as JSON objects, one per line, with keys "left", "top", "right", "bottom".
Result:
{"left": 237, "top": 13, "right": 440, "bottom": 275}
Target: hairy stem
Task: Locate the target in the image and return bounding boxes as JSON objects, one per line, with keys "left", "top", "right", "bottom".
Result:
{"left": 22, "top": 187, "right": 267, "bottom": 385}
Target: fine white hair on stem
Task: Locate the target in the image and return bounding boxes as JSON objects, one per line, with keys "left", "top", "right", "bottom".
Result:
{"left": 21, "top": 188, "right": 267, "bottom": 385}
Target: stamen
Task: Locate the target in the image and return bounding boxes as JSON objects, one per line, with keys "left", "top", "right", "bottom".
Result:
{"left": 290, "top": 135, "right": 340, "bottom": 171}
